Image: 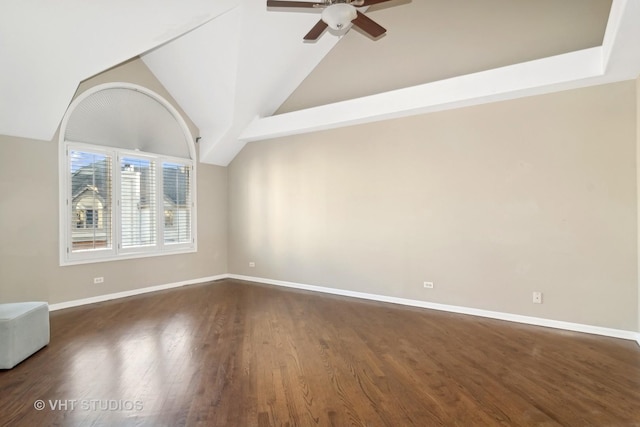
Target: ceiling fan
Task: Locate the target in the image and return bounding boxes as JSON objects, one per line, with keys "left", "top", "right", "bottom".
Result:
{"left": 266, "top": 0, "right": 395, "bottom": 41}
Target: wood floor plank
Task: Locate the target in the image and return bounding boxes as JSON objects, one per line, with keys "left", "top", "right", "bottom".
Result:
{"left": 1, "top": 278, "right": 639, "bottom": 426}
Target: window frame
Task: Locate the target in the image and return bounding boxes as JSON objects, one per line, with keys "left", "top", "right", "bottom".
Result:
{"left": 61, "top": 142, "right": 196, "bottom": 265}
{"left": 59, "top": 83, "right": 197, "bottom": 266}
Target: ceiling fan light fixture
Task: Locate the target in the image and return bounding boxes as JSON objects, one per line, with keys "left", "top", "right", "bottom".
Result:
{"left": 321, "top": 3, "right": 357, "bottom": 30}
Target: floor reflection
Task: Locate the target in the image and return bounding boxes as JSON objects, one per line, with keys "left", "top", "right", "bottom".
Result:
{"left": 59, "top": 310, "right": 198, "bottom": 423}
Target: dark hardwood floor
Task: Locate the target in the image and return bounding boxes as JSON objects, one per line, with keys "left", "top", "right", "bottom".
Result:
{"left": 1, "top": 278, "right": 639, "bottom": 426}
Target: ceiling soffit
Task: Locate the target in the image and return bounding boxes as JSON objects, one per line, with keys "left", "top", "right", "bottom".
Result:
{"left": 239, "top": 0, "right": 640, "bottom": 152}
{"left": 277, "top": 0, "right": 612, "bottom": 113}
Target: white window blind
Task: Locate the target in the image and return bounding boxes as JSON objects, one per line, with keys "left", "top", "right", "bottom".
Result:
{"left": 163, "top": 162, "right": 192, "bottom": 245}
{"left": 69, "top": 150, "right": 112, "bottom": 252}
{"left": 120, "top": 156, "right": 157, "bottom": 249}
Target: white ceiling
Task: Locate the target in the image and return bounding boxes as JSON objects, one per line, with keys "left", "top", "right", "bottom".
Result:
{"left": 1, "top": 0, "right": 639, "bottom": 167}
{"left": 0, "top": 0, "right": 238, "bottom": 142}
{"left": 141, "top": 1, "right": 340, "bottom": 165}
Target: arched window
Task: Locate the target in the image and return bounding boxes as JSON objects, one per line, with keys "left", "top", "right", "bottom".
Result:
{"left": 59, "top": 83, "right": 197, "bottom": 265}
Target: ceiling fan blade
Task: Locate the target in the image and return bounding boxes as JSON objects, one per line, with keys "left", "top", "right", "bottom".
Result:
{"left": 267, "top": 1, "right": 324, "bottom": 8}
{"left": 360, "top": 0, "right": 394, "bottom": 5}
{"left": 351, "top": 11, "right": 386, "bottom": 38}
{"left": 304, "top": 19, "right": 329, "bottom": 40}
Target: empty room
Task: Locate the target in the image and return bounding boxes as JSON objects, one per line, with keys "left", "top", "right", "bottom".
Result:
{"left": 1, "top": 0, "right": 640, "bottom": 425}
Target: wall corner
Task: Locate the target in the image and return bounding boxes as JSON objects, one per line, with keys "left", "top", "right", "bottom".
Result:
{"left": 636, "top": 76, "right": 640, "bottom": 339}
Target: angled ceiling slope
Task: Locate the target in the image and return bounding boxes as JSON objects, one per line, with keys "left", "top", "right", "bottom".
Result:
{"left": 142, "top": 0, "right": 343, "bottom": 166}
{"left": 277, "top": 0, "right": 613, "bottom": 113}
{"left": 0, "top": 0, "right": 239, "bottom": 142}
{"left": 240, "top": 0, "right": 640, "bottom": 151}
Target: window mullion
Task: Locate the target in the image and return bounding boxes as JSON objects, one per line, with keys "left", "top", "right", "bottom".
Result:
{"left": 157, "top": 159, "right": 164, "bottom": 250}
{"left": 114, "top": 152, "right": 121, "bottom": 254}
{"left": 66, "top": 148, "right": 72, "bottom": 258}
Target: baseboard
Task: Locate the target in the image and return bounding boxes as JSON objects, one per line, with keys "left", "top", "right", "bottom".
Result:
{"left": 46, "top": 273, "right": 640, "bottom": 347}
{"left": 228, "top": 274, "right": 639, "bottom": 343}
{"left": 48, "top": 274, "right": 229, "bottom": 311}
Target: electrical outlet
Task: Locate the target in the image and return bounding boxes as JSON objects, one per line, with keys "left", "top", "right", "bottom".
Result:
{"left": 532, "top": 291, "right": 542, "bottom": 304}
{"left": 423, "top": 281, "right": 434, "bottom": 289}
{"left": 249, "top": 262, "right": 255, "bottom": 268}
{"left": 93, "top": 277, "right": 104, "bottom": 284}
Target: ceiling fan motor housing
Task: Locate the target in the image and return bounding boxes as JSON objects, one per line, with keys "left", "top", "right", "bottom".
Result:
{"left": 322, "top": 3, "right": 357, "bottom": 30}
{"left": 266, "top": 0, "right": 391, "bottom": 41}
{"left": 329, "top": 0, "right": 365, "bottom": 5}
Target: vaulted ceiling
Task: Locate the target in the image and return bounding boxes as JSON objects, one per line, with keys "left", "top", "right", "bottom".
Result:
{"left": 278, "top": 0, "right": 613, "bottom": 112}
{"left": 1, "top": 0, "right": 639, "bottom": 167}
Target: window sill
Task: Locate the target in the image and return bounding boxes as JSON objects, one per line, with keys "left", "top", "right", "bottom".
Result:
{"left": 60, "top": 246, "right": 197, "bottom": 266}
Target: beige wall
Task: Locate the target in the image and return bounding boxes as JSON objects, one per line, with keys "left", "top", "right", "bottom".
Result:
{"left": 1, "top": 55, "right": 636, "bottom": 334}
{"left": 229, "top": 81, "right": 638, "bottom": 331}
{"left": 0, "top": 58, "right": 228, "bottom": 304}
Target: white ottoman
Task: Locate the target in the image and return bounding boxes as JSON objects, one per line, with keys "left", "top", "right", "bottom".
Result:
{"left": 0, "top": 302, "right": 50, "bottom": 369}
